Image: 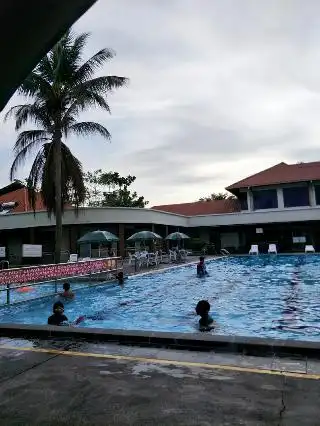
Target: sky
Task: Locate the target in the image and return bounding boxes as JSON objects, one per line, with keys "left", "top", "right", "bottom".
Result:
{"left": 2, "top": 0, "right": 320, "bottom": 206}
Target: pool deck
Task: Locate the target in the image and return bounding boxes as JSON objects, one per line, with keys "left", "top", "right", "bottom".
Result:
{"left": 0, "top": 336, "right": 320, "bottom": 425}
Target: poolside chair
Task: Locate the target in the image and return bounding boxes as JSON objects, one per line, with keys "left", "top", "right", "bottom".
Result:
{"left": 305, "top": 245, "right": 315, "bottom": 253}
{"left": 169, "top": 249, "right": 177, "bottom": 262}
{"left": 268, "top": 244, "right": 277, "bottom": 254}
{"left": 249, "top": 244, "right": 259, "bottom": 255}
{"left": 68, "top": 253, "right": 78, "bottom": 262}
{"left": 220, "top": 249, "right": 230, "bottom": 256}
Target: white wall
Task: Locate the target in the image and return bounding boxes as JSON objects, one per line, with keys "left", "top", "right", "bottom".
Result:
{"left": 0, "top": 207, "right": 188, "bottom": 230}
{"left": 1, "top": 204, "right": 320, "bottom": 232}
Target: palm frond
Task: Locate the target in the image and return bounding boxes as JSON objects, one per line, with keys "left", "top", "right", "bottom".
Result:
{"left": 5, "top": 104, "right": 52, "bottom": 131}
{"left": 10, "top": 133, "right": 48, "bottom": 180}
{"left": 64, "top": 92, "right": 111, "bottom": 121}
{"left": 76, "top": 75, "right": 128, "bottom": 94}
{"left": 74, "top": 48, "right": 115, "bottom": 83}
{"left": 40, "top": 142, "right": 86, "bottom": 215}
{"left": 26, "top": 145, "right": 50, "bottom": 211}
{"left": 13, "top": 130, "right": 49, "bottom": 153}
{"left": 19, "top": 72, "right": 54, "bottom": 100}
{"left": 69, "top": 122, "right": 111, "bottom": 139}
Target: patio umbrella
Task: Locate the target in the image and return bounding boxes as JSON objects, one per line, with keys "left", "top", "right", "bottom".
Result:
{"left": 165, "top": 232, "right": 190, "bottom": 241}
{"left": 78, "top": 230, "right": 119, "bottom": 244}
{"left": 127, "top": 231, "right": 162, "bottom": 241}
{"left": 166, "top": 232, "right": 190, "bottom": 249}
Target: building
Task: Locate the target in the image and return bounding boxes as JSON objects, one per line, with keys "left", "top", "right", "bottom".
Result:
{"left": 1, "top": 161, "right": 320, "bottom": 264}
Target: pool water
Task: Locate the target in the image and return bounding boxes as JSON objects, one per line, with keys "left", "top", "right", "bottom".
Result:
{"left": 1, "top": 255, "right": 320, "bottom": 341}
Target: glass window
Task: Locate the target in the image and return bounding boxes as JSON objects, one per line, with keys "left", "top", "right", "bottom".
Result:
{"left": 252, "top": 189, "right": 278, "bottom": 210}
{"left": 315, "top": 185, "right": 320, "bottom": 205}
{"left": 283, "top": 186, "right": 309, "bottom": 208}
{"left": 238, "top": 193, "right": 248, "bottom": 210}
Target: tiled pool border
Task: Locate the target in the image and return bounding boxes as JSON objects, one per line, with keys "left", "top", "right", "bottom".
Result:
{"left": 0, "top": 324, "right": 320, "bottom": 359}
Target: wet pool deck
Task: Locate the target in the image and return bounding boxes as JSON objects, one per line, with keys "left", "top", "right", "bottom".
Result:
{"left": 0, "top": 336, "right": 320, "bottom": 425}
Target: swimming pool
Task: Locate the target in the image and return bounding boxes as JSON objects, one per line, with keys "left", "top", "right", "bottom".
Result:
{"left": 1, "top": 255, "right": 320, "bottom": 341}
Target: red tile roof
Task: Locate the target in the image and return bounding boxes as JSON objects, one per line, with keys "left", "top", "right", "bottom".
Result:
{"left": 152, "top": 199, "right": 240, "bottom": 216}
{"left": 226, "top": 161, "right": 320, "bottom": 191}
{"left": 0, "top": 188, "right": 46, "bottom": 213}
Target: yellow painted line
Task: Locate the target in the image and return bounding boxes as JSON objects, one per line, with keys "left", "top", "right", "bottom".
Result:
{"left": 1, "top": 344, "right": 319, "bottom": 380}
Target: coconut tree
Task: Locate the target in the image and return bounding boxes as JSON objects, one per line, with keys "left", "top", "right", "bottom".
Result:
{"left": 5, "top": 30, "right": 128, "bottom": 263}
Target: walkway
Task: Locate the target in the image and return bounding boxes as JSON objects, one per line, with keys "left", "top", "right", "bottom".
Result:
{"left": 0, "top": 337, "right": 319, "bottom": 425}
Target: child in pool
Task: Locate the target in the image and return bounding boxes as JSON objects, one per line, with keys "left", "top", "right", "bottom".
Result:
{"left": 60, "top": 282, "right": 75, "bottom": 299}
{"left": 195, "top": 300, "right": 214, "bottom": 331}
{"left": 48, "top": 301, "right": 69, "bottom": 326}
{"left": 197, "top": 256, "right": 208, "bottom": 277}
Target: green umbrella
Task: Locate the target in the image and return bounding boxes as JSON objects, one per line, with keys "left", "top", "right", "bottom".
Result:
{"left": 78, "top": 230, "right": 119, "bottom": 244}
{"left": 165, "top": 232, "right": 190, "bottom": 240}
{"left": 127, "top": 231, "right": 162, "bottom": 241}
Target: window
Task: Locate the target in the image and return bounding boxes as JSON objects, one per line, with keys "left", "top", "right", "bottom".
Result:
{"left": 315, "top": 185, "right": 320, "bottom": 205}
{"left": 238, "top": 193, "right": 248, "bottom": 210}
{"left": 283, "top": 186, "right": 309, "bottom": 208}
{"left": 252, "top": 189, "right": 278, "bottom": 210}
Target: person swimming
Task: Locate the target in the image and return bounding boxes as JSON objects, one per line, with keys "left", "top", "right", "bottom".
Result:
{"left": 197, "top": 256, "right": 208, "bottom": 277}
{"left": 60, "top": 282, "right": 75, "bottom": 299}
{"left": 195, "top": 300, "right": 214, "bottom": 331}
{"left": 48, "top": 301, "right": 69, "bottom": 326}
{"left": 115, "top": 271, "right": 125, "bottom": 286}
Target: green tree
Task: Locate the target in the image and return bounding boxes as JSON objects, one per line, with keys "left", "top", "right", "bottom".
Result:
{"left": 6, "top": 31, "right": 128, "bottom": 263}
{"left": 84, "top": 169, "right": 148, "bottom": 208}
{"left": 199, "top": 192, "right": 236, "bottom": 201}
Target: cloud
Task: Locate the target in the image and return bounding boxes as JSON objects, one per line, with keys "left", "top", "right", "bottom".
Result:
{"left": 2, "top": 0, "right": 320, "bottom": 205}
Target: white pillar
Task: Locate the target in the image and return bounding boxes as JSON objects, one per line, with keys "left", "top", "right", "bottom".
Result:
{"left": 309, "top": 183, "right": 316, "bottom": 206}
{"left": 277, "top": 188, "right": 284, "bottom": 209}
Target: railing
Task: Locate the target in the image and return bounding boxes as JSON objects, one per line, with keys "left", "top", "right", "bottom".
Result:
{"left": 0, "top": 257, "right": 123, "bottom": 306}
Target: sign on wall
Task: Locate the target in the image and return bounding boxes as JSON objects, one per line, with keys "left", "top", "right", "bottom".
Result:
{"left": 292, "top": 236, "right": 306, "bottom": 244}
{"left": 22, "top": 244, "right": 42, "bottom": 258}
{"left": 0, "top": 247, "right": 6, "bottom": 258}
{"left": 256, "top": 228, "right": 263, "bottom": 234}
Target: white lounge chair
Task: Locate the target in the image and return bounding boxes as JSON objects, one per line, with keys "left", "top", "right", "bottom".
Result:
{"left": 169, "top": 249, "right": 177, "bottom": 262}
{"left": 305, "top": 245, "right": 315, "bottom": 253}
{"left": 249, "top": 244, "right": 259, "bottom": 255}
{"left": 268, "top": 244, "right": 277, "bottom": 254}
{"left": 220, "top": 249, "right": 230, "bottom": 256}
{"left": 68, "top": 253, "right": 78, "bottom": 262}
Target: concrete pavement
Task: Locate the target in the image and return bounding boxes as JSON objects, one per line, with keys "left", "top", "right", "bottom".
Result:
{"left": 0, "top": 338, "right": 320, "bottom": 425}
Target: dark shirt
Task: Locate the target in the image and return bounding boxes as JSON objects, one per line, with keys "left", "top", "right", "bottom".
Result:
{"left": 199, "top": 314, "right": 213, "bottom": 329}
{"left": 48, "top": 313, "right": 68, "bottom": 326}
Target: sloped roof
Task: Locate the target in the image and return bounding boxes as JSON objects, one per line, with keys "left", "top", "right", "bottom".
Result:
{"left": 226, "top": 162, "right": 320, "bottom": 190}
{"left": 152, "top": 199, "right": 240, "bottom": 216}
{"left": 0, "top": 188, "right": 46, "bottom": 213}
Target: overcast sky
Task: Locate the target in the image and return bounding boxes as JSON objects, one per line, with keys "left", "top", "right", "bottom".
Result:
{"left": 2, "top": 0, "right": 320, "bottom": 206}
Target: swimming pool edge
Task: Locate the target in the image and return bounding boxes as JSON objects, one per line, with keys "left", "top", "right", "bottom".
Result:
{"left": 0, "top": 324, "right": 319, "bottom": 360}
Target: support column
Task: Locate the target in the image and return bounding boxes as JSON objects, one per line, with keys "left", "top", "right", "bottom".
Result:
{"left": 165, "top": 225, "right": 169, "bottom": 250}
{"left": 277, "top": 188, "right": 284, "bottom": 209}
{"left": 246, "top": 190, "right": 253, "bottom": 211}
{"left": 69, "top": 226, "right": 77, "bottom": 253}
{"left": 118, "top": 224, "right": 125, "bottom": 257}
{"left": 29, "top": 228, "right": 35, "bottom": 244}
{"left": 309, "top": 183, "right": 316, "bottom": 206}
{"left": 151, "top": 223, "right": 155, "bottom": 232}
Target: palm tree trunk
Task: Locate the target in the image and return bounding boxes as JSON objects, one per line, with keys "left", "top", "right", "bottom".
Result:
{"left": 54, "top": 134, "right": 62, "bottom": 264}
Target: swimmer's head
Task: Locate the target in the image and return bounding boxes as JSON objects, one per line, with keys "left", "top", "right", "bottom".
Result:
{"left": 199, "top": 256, "right": 205, "bottom": 263}
{"left": 117, "top": 271, "right": 124, "bottom": 278}
{"left": 53, "top": 301, "right": 64, "bottom": 314}
{"left": 196, "top": 300, "right": 210, "bottom": 316}
{"left": 63, "top": 282, "right": 70, "bottom": 291}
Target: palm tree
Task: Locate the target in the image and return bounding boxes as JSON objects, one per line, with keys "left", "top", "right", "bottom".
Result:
{"left": 5, "top": 31, "right": 128, "bottom": 263}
